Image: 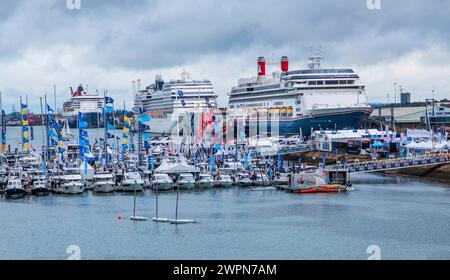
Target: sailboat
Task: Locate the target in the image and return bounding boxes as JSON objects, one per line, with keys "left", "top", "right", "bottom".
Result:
{"left": 61, "top": 118, "right": 75, "bottom": 141}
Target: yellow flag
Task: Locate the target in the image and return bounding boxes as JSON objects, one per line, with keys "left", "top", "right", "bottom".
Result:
{"left": 124, "top": 116, "right": 131, "bottom": 124}
{"left": 23, "top": 120, "right": 29, "bottom": 126}
{"left": 23, "top": 143, "right": 30, "bottom": 151}
{"left": 23, "top": 131, "right": 30, "bottom": 138}
{"left": 21, "top": 109, "right": 28, "bottom": 115}
{"left": 123, "top": 127, "right": 130, "bottom": 134}
{"left": 122, "top": 138, "right": 127, "bottom": 145}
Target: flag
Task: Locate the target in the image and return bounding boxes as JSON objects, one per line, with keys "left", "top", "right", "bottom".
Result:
{"left": 244, "top": 152, "right": 248, "bottom": 170}
{"left": 124, "top": 116, "right": 131, "bottom": 125}
{"left": 79, "top": 121, "right": 89, "bottom": 129}
{"left": 181, "top": 100, "right": 186, "bottom": 107}
{"left": 210, "top": 154, "right": 215, "bottom": 171}
{"left": 78, "top": 112, "right": 87, "bottom": 120}
{"left": 107, "top": 132, "right": 115, "bottom": 139}
{"left": 123, "top": 126, "right": 130, "bottom": 134}
{"left": 79, "top": 129, "right": 88, "bottom": 138}
{"left": 51, "top": 139, "right": 58, "bottom": 147}
{"left": 47, "top": 105, "right": 54, "bottom": 114}
{"left": 107, "top": 123, "right": 115, "bottom": 131}
{"left": 49, "top": 128, "right": 58, "bottom": 138}
{"left": 139, "top": 114, "right": 151, "bottom": 124}
{"left": 143, "top": 134, "right": 153, "bottom": 141}
{"left": 322, "top": 152, "right": 327, "bottom": 168}
{"left": 42, "top": 160, "right": 47, "bottom": 177}
{"left": 105, "top": 106, "right": 114, "bottom": 113}
{"left": 105, "top": 97, "right": 114, "bottom": 104}
{"left": 178, "top": 90, "right": 184, "bottom": 97}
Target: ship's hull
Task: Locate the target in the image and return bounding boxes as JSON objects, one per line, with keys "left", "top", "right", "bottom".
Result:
{"left": 247, "top": 108, "right": 372, "bottom": 136}
{"left": 146, "top": 108, "right": 372, "bottom": 136}
{"left": 145, "top": 115, "right": 177, "bottom": 136}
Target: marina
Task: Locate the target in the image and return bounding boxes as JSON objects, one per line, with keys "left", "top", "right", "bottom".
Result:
{"left": 0, "top": 173, "right": 449, "bottom": 260}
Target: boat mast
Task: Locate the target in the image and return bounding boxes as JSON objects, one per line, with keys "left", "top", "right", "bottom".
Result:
{"left": 44, "top": 94, "right": 50, "bottom": 161}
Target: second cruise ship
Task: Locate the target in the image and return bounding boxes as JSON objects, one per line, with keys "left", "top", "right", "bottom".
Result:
{"left": 133, "top": 70, "right": 218, "bottom": 135}
{"left": 228, "top": 56, "right": 373, "bottom": 136}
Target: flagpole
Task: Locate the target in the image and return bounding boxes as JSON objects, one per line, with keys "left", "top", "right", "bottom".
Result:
{"left": 104, "top": 90, "right": 108, "bottom": 169}
{"left": 0, "top": 91, "right": 2, "bottom": 166}
{"left": 44, "top": 94, "right": 50, "bottom": 161}
{"left": 20, "top": 96, "right": 23, "bottom": 154}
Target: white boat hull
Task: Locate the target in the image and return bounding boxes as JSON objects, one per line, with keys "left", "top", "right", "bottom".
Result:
{"left": 122, "top": 183, "right": 144, "bottom": 192}
{"left": 196, "top": 181, "right": 214, "bottom": 189}
{"left": 178, "top": 182, "right": 195, "bottom": 190}
{"left": 61, "top": 184, "right": 84, "bottom": 195}
{"left": 93, "top": 183, "right": 115, "bottom": 193}
{"left": 152, "top": 182, "right": 173, "bottom": 191}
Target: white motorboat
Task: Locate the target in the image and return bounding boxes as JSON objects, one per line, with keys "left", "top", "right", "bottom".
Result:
{"left": 251, "top": 173, "right": 270, "bottom": 187}
{"left": 151, "top": 173, "right": 173, "bottom": 191}
{"left": 5, "top": 177, "right": 26, "bottom": 199}
{"left": 177, "top": 173, "right": 195, "bottom": 190}
{"left": 30, "top": 171, "right": 49, "bottom": 196}
{"left": 60, "top": 168, "right": 84, "bottom": 195}
{"left": 236, "top": 172, "right": 252, "bottom": 187}
{"left": 121, "top": 172, "right": 144, "bottom": 192}
{"left": 31, "top": 179, "right": 49, "bottom": 196}
{"left": 196, "top": 172, "right": 214, "bottom": 189}
{"left": 214, "top": 174, "right": 234, "bottom": 188}
{"left": 93, "top": 172, "right": 115, "bottom": 193}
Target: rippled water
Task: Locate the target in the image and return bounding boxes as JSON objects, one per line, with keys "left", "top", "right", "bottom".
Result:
{"left": 1, "top": 173, "right": 449, "bottom": 260}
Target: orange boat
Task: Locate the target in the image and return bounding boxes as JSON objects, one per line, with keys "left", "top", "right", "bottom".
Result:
{"left": 297, "top": 185, "right": 342, "bottom": 194}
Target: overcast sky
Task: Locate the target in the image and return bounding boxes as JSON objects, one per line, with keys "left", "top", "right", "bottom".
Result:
{"left": 0, "top": 0, "right": 449, "bottom": 113}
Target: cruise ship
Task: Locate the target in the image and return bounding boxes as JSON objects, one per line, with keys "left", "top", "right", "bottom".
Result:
{"left": 133, "top": 70, "right": 218, "bottom": 135}
{"left": 62, "top": 84, "right": 107, "bottom": 128}
{"left": 228, "top": 56, "right": 373, "bottom": 136}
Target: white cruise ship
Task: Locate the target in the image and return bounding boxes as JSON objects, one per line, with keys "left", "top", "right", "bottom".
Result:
{"left": 133, "top": 70, "right": 218, "bottom": 135}
{"left": 228, "top": 56, "right": 373, "bottom": 136}
{"left": 62, "top": 84, "right": 107, "bottom": 128}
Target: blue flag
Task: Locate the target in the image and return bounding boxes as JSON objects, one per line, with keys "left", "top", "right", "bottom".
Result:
{"left": 322, "top": 152, "right": 327, "bottom": 168}
{"left": 139, "top": 114, "right": 151, "bottom": 124}
{"left": 79, "top": 121, "right": 89, "bottom": 129}
{"left": 80, "top": 129, "right": 89, "bottom": 138}
{"left": 78, "top": 112, "right": 87, "bottom": 120}
{"left": 105, "top": 97, "right": 114, "bottom": 104}
{"left": 210, "top": 154, "right": 215, "bottom": 171}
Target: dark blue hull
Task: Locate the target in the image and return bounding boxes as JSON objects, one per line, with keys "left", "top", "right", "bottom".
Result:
{"left": 248, "top": 110, "right": 372, "bottom": 136}
{"left": 6, "top": 188, "right": 26, "bottom": 199}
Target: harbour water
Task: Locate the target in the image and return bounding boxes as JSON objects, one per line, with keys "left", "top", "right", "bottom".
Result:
{"left": 0, "top": 173, "right": 449, "bottom": 260}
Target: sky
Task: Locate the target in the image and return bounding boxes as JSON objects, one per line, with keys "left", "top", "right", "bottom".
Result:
{"left": 0, "top": 0, "right": 449, "bottom": 113}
